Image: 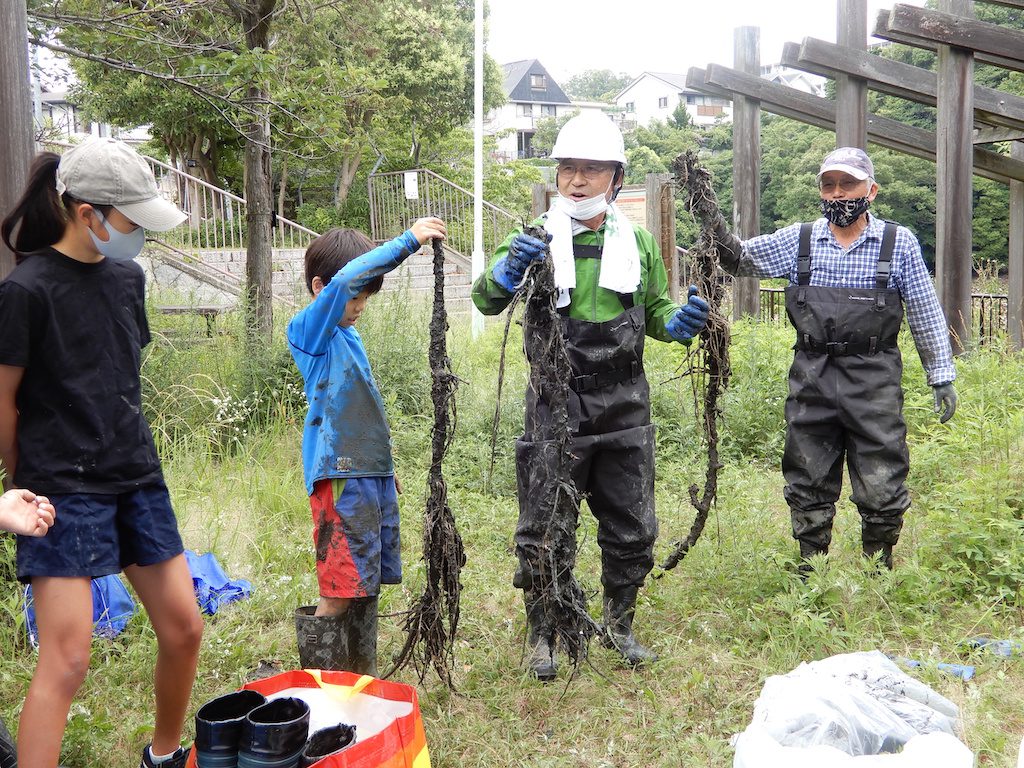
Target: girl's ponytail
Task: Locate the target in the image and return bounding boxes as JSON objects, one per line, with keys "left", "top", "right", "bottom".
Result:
{"left": 1, "top": 152, "right": 67, "bottom": 261}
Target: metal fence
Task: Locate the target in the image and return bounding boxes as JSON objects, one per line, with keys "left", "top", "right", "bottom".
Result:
{"left": 757, "top": 286, "right": 1010, "bottom": 344}
{"left": 368, "top": 169, "right": 519, "bottom": 260}
{"left": 45, "top": 141, "right": 319, "bottom": 258}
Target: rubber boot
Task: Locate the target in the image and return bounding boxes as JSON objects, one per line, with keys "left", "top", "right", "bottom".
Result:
{"left": 602, "top": 586, "right": 658, "bottom": 667}
{"left": 346, "top": 596, "right": 379, "bottom": 677}
{"left": 298, "top": 724, "right": 357, "bottom": 767}
{"left": 863, "top": 540, "right": 894, "bottom": 571}
{"left": 797, "top": 539, "right": 828, "bottom": 580}
{"left": 524, "top": 591, "right": 557, "bottom": 682}
{"left": 238, "top": 698, "right": 310, "bottom": 768}
{"left": 295, "top": 606, "right": 349, "bottom": 671}
{"left": 195, "top": 690, "right": 267, "bottom": 768}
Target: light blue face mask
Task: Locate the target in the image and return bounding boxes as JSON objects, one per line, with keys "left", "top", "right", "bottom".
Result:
{"left": 89, "top": 210, "right": 146, "bottom": 260}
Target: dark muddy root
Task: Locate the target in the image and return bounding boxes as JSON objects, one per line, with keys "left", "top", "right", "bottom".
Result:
{"left": 387, "top": 238, "right": 466, "bottom": 687}
{"left": 660, "top": 152, "right": 733, "bottom": 573}
{"left": 516, "top": 224, "right": 599, "bottom": 668}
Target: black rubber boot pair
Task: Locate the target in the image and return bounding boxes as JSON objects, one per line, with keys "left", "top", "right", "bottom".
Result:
{"left": 298, "top": 724, "right": 357, "bottom": 767}
{"left": 195, "top": 692, "right": 309, "bottom": 768}
{"left": 295, "top": 598, "right": 379, "bottom": 676}
{"left": 523, "top": 591, "right": 557, "bottom": 682}
{"left": 602, "top": 586, "right": 658, "bottom": 667}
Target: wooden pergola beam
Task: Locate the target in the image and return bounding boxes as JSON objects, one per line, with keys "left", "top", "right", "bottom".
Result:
{"left": 876, "top": 5, "right": 1024, "bottom": 73}
{"left": 782, "top": 38, "right": 1024, "bottom": 131}
{"left": 687, "top": 64, "right": 1024, "bottom": 183}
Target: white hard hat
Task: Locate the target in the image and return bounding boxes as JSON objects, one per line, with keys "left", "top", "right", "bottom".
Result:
{"left": 550, "top": 113, "right": 627, "bottom": 165}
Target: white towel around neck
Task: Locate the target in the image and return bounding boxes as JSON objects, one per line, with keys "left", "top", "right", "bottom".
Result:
{"left": 544, "top": 202, "right": 641, "bottom": 308}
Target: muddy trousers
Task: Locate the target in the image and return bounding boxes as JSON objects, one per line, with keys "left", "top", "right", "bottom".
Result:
{"left": 514, "top": 423, "right": 657, "bottom": 592}
{"left": 782, "top": 350, "right": 910, "bottom": 556}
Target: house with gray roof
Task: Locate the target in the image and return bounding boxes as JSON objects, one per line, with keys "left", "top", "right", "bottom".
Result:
{"left": 486, "top": 59, "right": 607, "bottom": 161}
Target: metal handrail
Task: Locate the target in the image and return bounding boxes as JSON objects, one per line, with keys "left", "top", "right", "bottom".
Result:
{"left": 42, "top": 139, "right": 319, "bottom": 261}
{"left": 368, "top": 168, "right": 521, "bottom": 263}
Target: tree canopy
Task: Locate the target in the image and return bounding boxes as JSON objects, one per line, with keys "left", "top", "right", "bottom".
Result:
{"left": 563, "top": 69, "right": 633, "bottom": 102}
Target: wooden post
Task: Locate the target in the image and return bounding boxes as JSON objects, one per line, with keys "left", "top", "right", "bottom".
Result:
{"left": 646, "top": 173, "right": 678, "bottom": 301}
{"left": 732, "top": 26, "right": 761, "bottom": 319}
{"left": 936, "top": 0, "right": 974, "bottom": 354}
{"left": 1010, "top": 141, "right": 1024, "bottom": 351}
{"left": 836, "top": 0, "right": 868, "bottom": 149}
{"left": 0, "top": 0, "right": 34, "bottom": 278}
{"left": 531, "top": 183, "right": 553, "bottom": 219}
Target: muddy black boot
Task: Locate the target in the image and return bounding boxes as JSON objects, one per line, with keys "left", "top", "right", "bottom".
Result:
{"left": 863, "top": 540, "right": 894, "bottom": 571}
{"left": 346, "top": 596, "right": 379, "bottom": 676}
{"left": 797, "top": 540, "right": 828, "bottom": 579}
{"left": 295, "top": 606, "right": 349, "bottom": 671}
{"left": 298, "top": 724, "right": 357, "bottom": 767}
{"left": 602, "top": 586, "right": 658, "bottom": 667}
{"left": 524, "top": 591, "right": 557, "bottom": 682}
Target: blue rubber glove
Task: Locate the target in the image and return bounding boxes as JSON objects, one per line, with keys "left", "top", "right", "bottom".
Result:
{"left": 492, "top": 232, "right": 549, "bottom": 293}
{"left": 932, "top": 382, "right": 957, "bottom": 423}
{"left": 666, "top": 285, "right": 710, "bottom": 343}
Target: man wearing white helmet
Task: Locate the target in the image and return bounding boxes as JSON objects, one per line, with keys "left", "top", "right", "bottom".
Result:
{"left": 473, "top": 113, "right": 710, "bottom": 679}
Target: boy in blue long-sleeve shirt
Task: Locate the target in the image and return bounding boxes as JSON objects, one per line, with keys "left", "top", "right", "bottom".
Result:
{"left": 287, "top": 217, "right": 446, "bottom": 675}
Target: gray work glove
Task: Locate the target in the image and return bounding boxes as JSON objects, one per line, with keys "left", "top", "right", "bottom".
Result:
{"left": 932, "top": 382, "right": 957, "bottom": 423}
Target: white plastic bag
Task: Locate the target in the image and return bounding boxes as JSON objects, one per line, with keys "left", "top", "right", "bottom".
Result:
{"left": 733, "top": 651, "right": 972, "bottom": 767}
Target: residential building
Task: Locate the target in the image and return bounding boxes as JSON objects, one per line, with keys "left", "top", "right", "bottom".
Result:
{"left": 760, "top": 63, "right": 827, "bottom": 97}
{"left": 34, "top": 87, "right": 151, "bottom": 145}
{"left": 485, "top": 59, "right": 607, "bottom": 161}
{"left": 614, "top": 72, "right": 733, "bottom": 130}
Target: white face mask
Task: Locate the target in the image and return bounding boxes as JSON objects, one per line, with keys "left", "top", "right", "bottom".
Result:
{"left": 553, "top": 189, "right": 611, "bottom": 221}
{"left": 89, "top": 210, "right": 146, "bottom": 260}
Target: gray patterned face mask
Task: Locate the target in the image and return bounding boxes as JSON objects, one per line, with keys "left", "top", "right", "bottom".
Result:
{"left": 820, "top": 196, "right": 870, "bottom": 228}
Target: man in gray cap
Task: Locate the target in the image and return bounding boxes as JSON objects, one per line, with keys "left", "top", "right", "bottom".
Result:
{"left": 708, "top": 147, "right": 957, "bottom": 573}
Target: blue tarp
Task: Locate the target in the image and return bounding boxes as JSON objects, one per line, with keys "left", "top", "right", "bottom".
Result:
{"left": 22, "top": 550, "right": 251, "bottom": 644}
{"left": 23, "top": 574, "right": 136, "bottom": 646}
{"left": 186, "top": 550, "right": 252, "bottom": 615}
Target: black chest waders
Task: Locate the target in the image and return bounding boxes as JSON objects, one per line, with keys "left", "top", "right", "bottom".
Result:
{"left": 782, "top": 222, "right": 911, "bottom": 570}
{"left": 515, "top": 243, "right": 660, "bottom": 670}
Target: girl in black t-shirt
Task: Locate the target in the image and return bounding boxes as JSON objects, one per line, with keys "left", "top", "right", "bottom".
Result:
{"left": 0, "top": 139, "right": 202, "bottom": 768}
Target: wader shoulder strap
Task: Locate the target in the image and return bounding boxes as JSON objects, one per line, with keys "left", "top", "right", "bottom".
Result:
{"left": 876, "top": 221, "right": 898, "bottom": 291}
{"left": 565, "top": 242, "right": 634, "bottom": 312}
{"left": 797, "top": 223, "right": 813, "bottom": 286}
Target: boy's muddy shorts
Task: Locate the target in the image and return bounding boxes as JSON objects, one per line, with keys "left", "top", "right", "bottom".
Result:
{"left": 309, "top": 476, "right": 401, "bottom": 598}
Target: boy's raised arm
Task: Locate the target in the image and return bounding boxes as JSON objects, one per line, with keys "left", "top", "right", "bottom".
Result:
{"left": 289, "top": 218, "right": 446, "bottom": 356}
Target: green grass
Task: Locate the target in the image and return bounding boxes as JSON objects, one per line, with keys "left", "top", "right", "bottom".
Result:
{"left": 1, "top": 296, "right": 1023, "bottom": 766}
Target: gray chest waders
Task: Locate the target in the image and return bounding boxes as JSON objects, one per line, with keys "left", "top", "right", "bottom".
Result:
{"left": 514, "top": 243, "right": 660, "bottom": 673}
{"left": 782, "top": 222, "right": 911, "bottom": 565}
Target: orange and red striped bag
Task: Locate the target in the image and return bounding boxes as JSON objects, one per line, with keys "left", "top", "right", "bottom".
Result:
{"left": 185, "top": 669, "right": 429, "bottom": 768}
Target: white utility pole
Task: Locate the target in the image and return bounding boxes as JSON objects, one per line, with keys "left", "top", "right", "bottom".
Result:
{"left": 471, "top": 0, "right": 485, "bottom": 337}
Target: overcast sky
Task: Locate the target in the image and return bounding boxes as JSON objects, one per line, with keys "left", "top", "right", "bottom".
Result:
{"left": 487, "top": 0, "right": 928, "bottom": 85}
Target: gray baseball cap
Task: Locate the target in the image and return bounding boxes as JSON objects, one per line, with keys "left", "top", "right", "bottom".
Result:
{"left": 55, "top": 138, "right": 187, "bottom": 231}
{"left": 817, "top": 146, "right": 875, "bottom": 181}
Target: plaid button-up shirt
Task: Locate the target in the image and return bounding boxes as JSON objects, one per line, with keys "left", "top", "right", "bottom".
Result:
{"left": 736, "top": 215, "right": 955, "bottom": 385}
